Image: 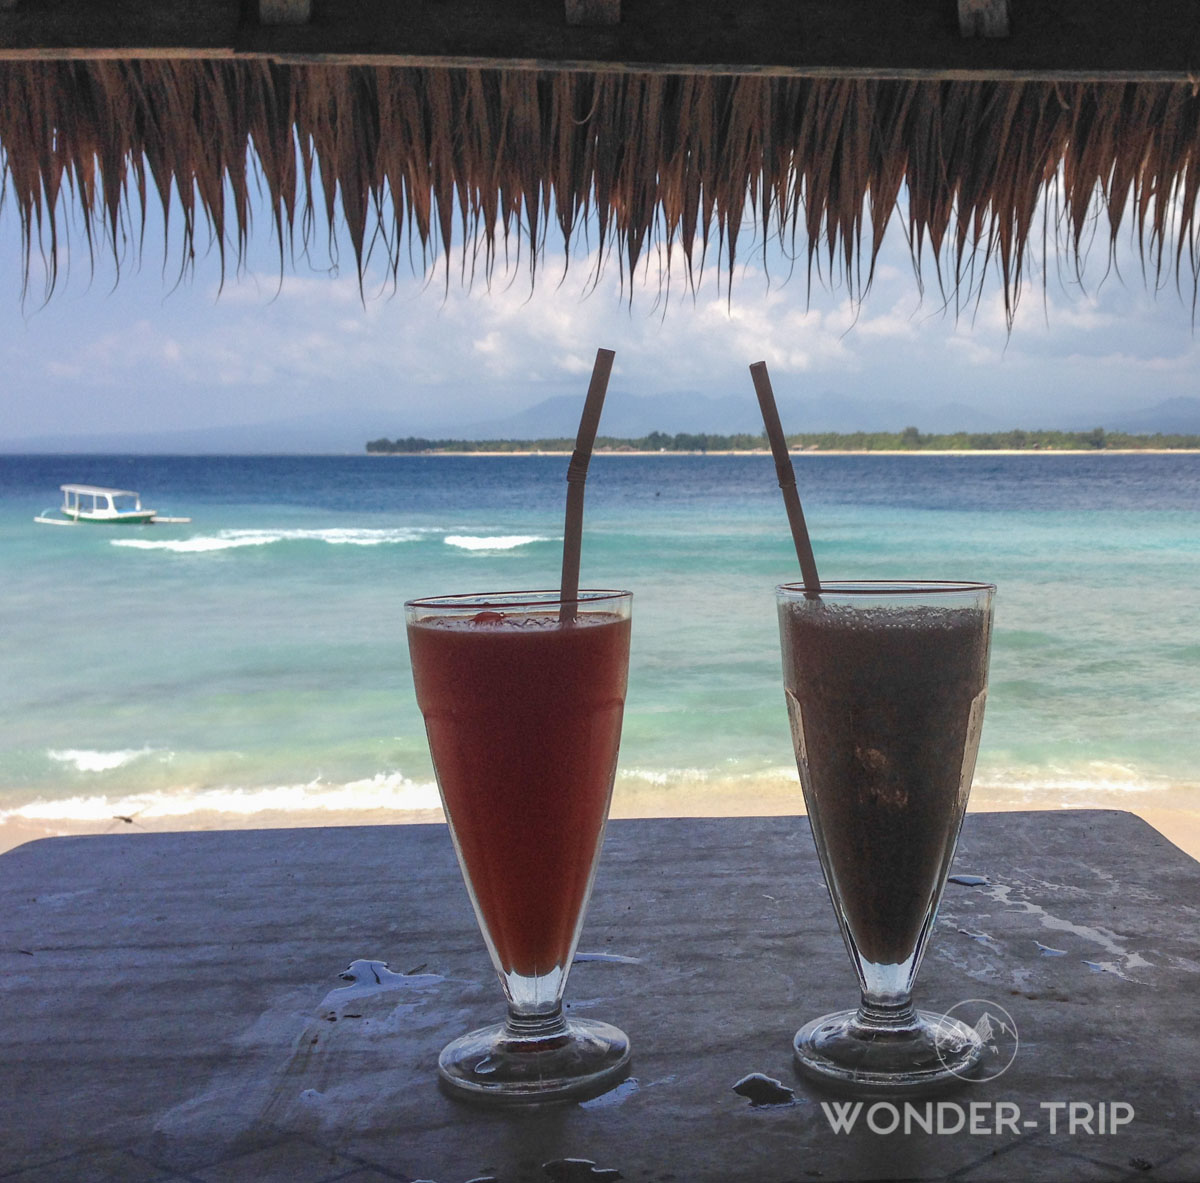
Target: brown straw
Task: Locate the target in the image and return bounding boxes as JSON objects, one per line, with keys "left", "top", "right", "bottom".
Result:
{"left": 749, "top": 360, "right": 822, "bottom": 599}
{"left": 560, "top": 347, "right": 616, "bottom": 623}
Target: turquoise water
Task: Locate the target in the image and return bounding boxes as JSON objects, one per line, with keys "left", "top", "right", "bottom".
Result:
{"left": 1, "top": 453, "right": 1198, "bottom": 831}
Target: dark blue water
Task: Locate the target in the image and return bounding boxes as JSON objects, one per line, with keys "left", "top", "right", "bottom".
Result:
{"left": 5, "top": 450, "right": 1200, "bottom": 513}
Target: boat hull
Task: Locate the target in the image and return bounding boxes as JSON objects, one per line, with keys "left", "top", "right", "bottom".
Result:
{"left": 34, "top": 511, "right": 158, "bottom": 525}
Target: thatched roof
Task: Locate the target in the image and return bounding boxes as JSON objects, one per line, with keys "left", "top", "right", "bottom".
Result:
{"left": 2, "top": 59, "right": 1199, "bottom": 316}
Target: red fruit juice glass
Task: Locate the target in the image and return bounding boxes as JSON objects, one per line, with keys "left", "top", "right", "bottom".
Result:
{"left": 406, "top": 588, "right": 632, "bottom": 1102}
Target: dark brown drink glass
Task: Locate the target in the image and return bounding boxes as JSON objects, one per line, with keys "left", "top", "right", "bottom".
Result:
{"left": 778, "top": 581, "right": 995, "bottom": 1091}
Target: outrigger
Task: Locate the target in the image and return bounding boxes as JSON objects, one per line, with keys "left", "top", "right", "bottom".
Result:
{"left": 34, "top": 484, "right": 191, "bottom": 526}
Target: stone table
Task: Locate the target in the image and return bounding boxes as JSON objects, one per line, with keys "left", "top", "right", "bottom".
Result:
{"left": 1, "top": 811, "right": 1198, "bottom": 1182}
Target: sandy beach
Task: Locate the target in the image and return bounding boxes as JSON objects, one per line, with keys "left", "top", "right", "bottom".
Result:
{"left": 5, "top": 782, "right": 1198, "bottom": 864}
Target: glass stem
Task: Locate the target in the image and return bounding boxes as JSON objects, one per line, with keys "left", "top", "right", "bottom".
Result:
{"left": 857, "top": 994, "right": 918, "bottom": 1030}
{"left": 505, "top": 1005, "right": 569, "bottom": 1041}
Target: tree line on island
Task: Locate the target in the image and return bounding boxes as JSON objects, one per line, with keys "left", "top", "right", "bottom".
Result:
{"left": 366, "top": 427, "right": 1200, "bottom": 453}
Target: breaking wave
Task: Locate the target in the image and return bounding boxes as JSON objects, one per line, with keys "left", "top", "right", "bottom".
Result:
{"left": 47, "top": 747, "right": 165, "bottom": 773}
{"left": 2, "top": 771, "right": 442, "bottom": 824}
{"left": 111, "top": 527, "right": 431, "bottom": 553}
{"left": 443, "top": 534, "right": 550, "bottom": 551}
{"left": 973, "top": 760, "right": 1177, "bottom": 798}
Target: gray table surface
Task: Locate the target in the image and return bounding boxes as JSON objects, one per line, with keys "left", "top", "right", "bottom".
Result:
{"left": 1, "top": 811, "right": 1197, "bottom": 1183}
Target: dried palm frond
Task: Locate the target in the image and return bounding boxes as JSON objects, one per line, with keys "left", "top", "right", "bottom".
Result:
{"left": 1, "top": 60, "right": 1198, "bottom": 319}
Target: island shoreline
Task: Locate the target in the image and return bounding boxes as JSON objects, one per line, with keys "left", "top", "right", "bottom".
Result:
{"left": 368, "top": 448, "right": 1200, "bottom": 457}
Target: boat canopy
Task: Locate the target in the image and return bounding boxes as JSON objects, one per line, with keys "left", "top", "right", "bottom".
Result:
{"left": 59, "top": 485, "right": 150, "bottom": 516}
{"left": 60, "top": 484, "right": 140, "bottom": 499}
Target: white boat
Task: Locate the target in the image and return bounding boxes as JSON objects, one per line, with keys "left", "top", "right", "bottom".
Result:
{"left": 34, "top": 484, "right": 191, "bottom": 526}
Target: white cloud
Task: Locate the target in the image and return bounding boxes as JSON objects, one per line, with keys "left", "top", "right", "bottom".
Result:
{"left": 1070, "top": 350, "right": 1199, "bottom": 374}
{"left": 45, "top": 360, "right": 83, "bottom": 379}
{"left": 4, "top": 195, "right": 1199, "bottom": 439}
{"left": 854, "top": 299, "right": 923, "bottom": 342}
{"left": 943, "top": 334, "right": 1004, "bottom": 368}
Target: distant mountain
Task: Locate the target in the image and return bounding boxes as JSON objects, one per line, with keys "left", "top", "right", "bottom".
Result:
{"left": 1, "top": 408, "right": 390, "bottom": 455}
{"left": 1108, "top": 397, "right": 1200, "bottom": 434}
{"left": 430, "top": 390, "right": 1012, "bottom": 440}
{"left": 453, "top": 391, "right": 756, "bottom": 438}
{"left": 7, "top": 391, "right": 1191, "bottom": 455}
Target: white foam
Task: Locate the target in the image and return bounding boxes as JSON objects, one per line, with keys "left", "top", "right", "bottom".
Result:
{"left": 111, "top": 528, "right": 429, "bottom": 553}
{"left": 976, "top": 760, "right": 1174, "bottom": 796}
{"left": 619, "top": 762, "right": 1191, "bottom": 805}
{"left": 2, "top": 771, "right": 442, "bottom": 824}
{"left": 112, "top": 535, "right": 268, "bottom": 553}
{"left": 47, "top": 747, "right": 162, "bottom": 773}
{"left": 443, "top": 534, "right": 549, "bottom": 551}
{"left": 619, "top": 766, "right": 799, "bottom": 788}
{"left": 620, "top": 766, "right": 713, "bottom": 787}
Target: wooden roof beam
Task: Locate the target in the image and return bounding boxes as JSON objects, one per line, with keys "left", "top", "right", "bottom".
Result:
{"left": 0, "top": 0, "right": 1197, "bottom": 80}
{"left": 258, "top": 0, "right": 311, "bottom": 25}
{"left": 565, "top": 0, "right": 620, "bottom": 27}
{"left": 959, "top": 0, "right": 1010, "bottom": 39}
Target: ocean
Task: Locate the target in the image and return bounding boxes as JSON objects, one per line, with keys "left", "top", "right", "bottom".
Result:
{"left": 2, "top": 452, "right": 1198, "bottom": 843}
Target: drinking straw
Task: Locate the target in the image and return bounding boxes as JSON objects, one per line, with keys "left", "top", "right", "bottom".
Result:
{"left": 749, "top": 360, "right": 822, "bottom": 598}
{"left": 560, "top": 347, "right": 616, "bottom": 622}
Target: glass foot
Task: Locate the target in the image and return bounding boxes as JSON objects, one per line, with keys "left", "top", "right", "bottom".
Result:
{"left": 794, "top": 1008, "right": 982, "bottom": 1093}
{"left": 438, "top": 1017, "right": 631, "bottom": 1104}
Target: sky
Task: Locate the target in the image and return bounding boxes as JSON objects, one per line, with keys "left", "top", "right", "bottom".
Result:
{"left": 2, "top": 183, "right": 1199, "bottom": 447}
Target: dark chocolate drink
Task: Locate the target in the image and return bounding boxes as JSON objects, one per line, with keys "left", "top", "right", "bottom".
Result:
{"left": 779, "top": 598, "right": 991, "bottom": 968}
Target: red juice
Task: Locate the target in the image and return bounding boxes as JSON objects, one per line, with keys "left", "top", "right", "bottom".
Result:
{"left": 408, "top": 609, "right": 630, "bottom": 978}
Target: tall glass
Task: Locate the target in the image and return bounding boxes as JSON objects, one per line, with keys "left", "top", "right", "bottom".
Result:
{"left": 777, "top": 581, "right": 995, "bottom": 1091}
{"left": 406, "top": 589, "right": 632, "bottom": 1103}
